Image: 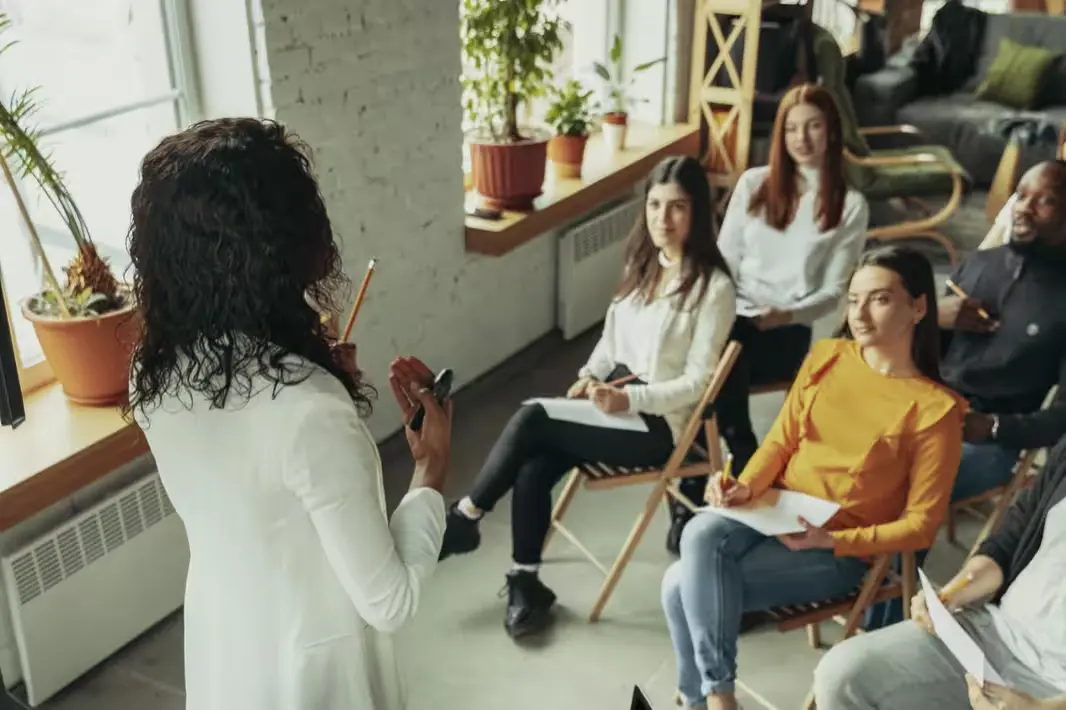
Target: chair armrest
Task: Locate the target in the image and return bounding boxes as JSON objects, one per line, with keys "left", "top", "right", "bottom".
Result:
{"left": 844, "top": 148, "right": 960, "bottom": 174}
{"left": 859, "top": 125, "right": 924, "bottom": 138}
{"left": 853, "top": 65, "right": 919, "bottom": 127}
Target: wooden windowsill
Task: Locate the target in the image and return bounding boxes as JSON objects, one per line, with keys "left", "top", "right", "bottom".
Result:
{"left": 465, "top": 122, "right": 700, "bottom": 256}
{"left": 0, "top": 382, "right": 147, "bottom": 532}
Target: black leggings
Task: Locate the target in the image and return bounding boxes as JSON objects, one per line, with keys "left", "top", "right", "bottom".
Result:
{"left": 714, "top": 316, "right": 811, "bottom": 471}
{"left": 468, "top": 402, "right": 675, "bottom": 565}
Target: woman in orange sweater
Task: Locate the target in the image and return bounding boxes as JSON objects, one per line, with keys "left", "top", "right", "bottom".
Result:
{"left": 662, "top": 245, "right": 966, "bottom": 710}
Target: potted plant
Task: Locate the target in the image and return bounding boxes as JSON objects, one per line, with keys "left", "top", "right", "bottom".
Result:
{"left": 461, "top": 0, "right": 566, "bottom": 210}
{"left": 0, "top": 20, "right": 138, "bottom": 405}
{"left": 545, "top": 79, "right": 596, "bottom": 180}
{"left": 593, "top": 34, "right": 665, "bottom": 154}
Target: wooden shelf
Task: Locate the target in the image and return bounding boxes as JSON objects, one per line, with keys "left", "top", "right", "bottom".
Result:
{"left": 465, "top": 123, "right": 700, "bottom": 257}
{"left": 0, "top": 383, "right": 147, "bottom": 532}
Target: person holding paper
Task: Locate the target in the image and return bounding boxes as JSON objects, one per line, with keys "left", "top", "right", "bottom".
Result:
{"left": 662, "top": 246, "right": 965, "bottom": 710}
{"left": 124, "top": 119, "right": 453, "bottom": 710}
{"left": 676, "top": 83, "right": 870, "bottom": 550}
{"left": 814, "top": 434, "right": 1066, "bottom": 710}
{"left": 438, "top": 156, "right": 736, "bottom": 638}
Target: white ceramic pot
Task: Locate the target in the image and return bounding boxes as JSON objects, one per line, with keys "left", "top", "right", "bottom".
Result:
{"left": 602, "top": 121, "right": 627, "bottom": 154}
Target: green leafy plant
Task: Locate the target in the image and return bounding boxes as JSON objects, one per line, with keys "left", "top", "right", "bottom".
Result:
{"left": 593, "top": 34, "right": 665, "bottom": 116}
{"left": 545, "top": 80, "right": 597, "bottom": 137}
{"left": 0, "top": 13, "right": 122, "bottom": 319}
{"left": 461, "top": 0, "right": 567, "bottom": 143}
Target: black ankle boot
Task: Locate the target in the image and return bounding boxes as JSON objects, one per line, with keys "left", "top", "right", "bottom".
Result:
{"left": 439, "top": 502, "right": 482, "bottom": 561}
{"left": 666, "top": 503, "right": 695, "bottom": 557}
{"left": 503, "top": 570, "right": 556, "bottom": 638}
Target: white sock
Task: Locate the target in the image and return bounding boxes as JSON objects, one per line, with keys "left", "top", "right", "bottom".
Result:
{"left": 511, "top": 563, "right": 539, "bottom": 574}
{"left": 457, "top": 497, "right": 483, "bottom": 521}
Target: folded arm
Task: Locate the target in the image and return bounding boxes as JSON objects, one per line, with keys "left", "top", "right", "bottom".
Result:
{"left": 788, "top": 197, "right": 870, "bottom": 326}
{"left": 831, "top": 409, "right": 963, "bottom": 557}
{"left": 625, "top": 275, "right": 736, "bottom": 415}
{"left": 284, "top": 392, "right": 446, "bottom": 633}
{"left": 994, "top": 361, "right": 1066, "bottom": 450}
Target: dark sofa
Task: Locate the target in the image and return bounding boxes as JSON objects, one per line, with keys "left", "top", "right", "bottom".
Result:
{"left": 854, "top": 10, "right": 1066, "bottom": 188}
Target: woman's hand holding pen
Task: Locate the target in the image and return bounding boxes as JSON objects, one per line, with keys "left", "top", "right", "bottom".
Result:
{"left": 588, "top": 382, "right": 630, "bottom": 413}
{"left": 704, "top": 456, "right": 752, "bottom": 508}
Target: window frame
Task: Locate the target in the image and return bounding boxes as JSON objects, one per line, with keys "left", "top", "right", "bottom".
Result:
{"left": 0, "top": 0, "right": 201, "bottom": 396}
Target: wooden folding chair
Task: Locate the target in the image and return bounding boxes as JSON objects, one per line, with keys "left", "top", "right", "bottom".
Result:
{"left": 542, "top": 341, "right": 743, "bottom": 622}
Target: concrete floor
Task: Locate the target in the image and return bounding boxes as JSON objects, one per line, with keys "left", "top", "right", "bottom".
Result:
{"left": 9, "top": 192, "right": 997, "bottom": 710}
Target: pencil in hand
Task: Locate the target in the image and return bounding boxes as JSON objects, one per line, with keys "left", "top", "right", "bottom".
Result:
{"left": 945, "top": 279, "right": 991, "bottom": 322}
{"left": 938, "top": 573, "right": 974, "bottom": 603}
{"left": 720, "top": 454, "right": 734, "bottom": 488}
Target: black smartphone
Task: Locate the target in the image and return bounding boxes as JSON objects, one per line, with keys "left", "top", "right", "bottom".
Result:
{"left": 409, "top": 368, "right": 453, "bottom": 432}
{"left": 467, "top": 207, "right": 502, "bottom": 220}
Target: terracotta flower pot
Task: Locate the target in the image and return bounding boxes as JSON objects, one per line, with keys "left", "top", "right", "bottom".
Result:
{"left": 548, "top": 134, "right": 589, "bottom": 180}
{"left": 469, "top": 133, "right": 549, "bottom": 211}
{"left": 22, "top": 300, "right": 141, "bottom": 406}
{"left": 603, "top": 112, "right": 628, "bottom": 154}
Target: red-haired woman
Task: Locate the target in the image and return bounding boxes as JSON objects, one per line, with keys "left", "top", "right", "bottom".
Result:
{"left": 668, "top": 84, "right": 870, "bottom": 552}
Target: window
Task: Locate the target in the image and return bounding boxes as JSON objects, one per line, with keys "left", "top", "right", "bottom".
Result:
{"left": 459, "top": 0, "right": 619, "bottom": 171}
{"left": 0, "top": 0, "right": 200, "bottom": 392}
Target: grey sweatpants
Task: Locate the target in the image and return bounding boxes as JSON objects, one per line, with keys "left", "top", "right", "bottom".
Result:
{"left": 813, "top": 610, "right": 1061, "bottom": 709}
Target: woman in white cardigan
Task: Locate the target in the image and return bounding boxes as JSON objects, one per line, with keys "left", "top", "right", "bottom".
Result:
{"left": 125, "top": 118, "right": 451, "bottom": 710}
{"left": 438, "top": 155, "right": 737, "bottom": 638}
{"left": 666, "top": 84, "right": 870, "bottom": 553}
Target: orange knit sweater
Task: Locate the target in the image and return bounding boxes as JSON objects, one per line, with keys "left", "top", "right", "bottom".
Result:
{"left": 738, "top": 338, "right": 966, "bottom": 557}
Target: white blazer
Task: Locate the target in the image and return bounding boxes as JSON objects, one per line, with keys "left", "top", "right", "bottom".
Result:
{"left": 578, "top": 268, "right": 736, "bottom": 439}
{"left": 137, "top": 362, "right": 445, "bottom": 710}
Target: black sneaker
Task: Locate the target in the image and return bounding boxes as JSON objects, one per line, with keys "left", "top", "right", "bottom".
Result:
{"left": 439, "top": 502, "right": 481, "bottom": 561}
{"left": 666, "top": 504, "right": 694, "bottom": 557}
{"left": 503, "top": 570, "right": 557, "bottom": 638}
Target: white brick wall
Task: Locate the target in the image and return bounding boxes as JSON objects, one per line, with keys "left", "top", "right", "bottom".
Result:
{"left": 256, "top": 0, "right": 557, "bottom": 441}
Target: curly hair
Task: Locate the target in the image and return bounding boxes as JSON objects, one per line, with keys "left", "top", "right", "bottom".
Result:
{"left": 125, "top": 117, "right": 375, "bottom": 422}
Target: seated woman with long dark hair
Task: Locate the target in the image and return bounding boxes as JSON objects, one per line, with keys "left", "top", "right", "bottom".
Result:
{"left": 667, "top": 84, "right": 871, "bottom": 553}
{"left": 438, "top": 156, "right": 737, "bottom": 638}
{"left": 662, "top": 246, "right": 965, "bottom": 710}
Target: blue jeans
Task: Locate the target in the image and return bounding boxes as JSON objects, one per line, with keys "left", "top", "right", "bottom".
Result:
{"left": 661, "top": 514, "right": 868, "bottom": 703}
{"left": 864, "top": 441, "right": 1020, "bottom": 630}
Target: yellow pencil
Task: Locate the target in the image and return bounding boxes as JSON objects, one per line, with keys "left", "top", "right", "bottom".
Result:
{"left": 938, "top": 573, "right": 974, "bottom": 602}
{"left": 721, "top": 454, "right": 734, "bottom": 485}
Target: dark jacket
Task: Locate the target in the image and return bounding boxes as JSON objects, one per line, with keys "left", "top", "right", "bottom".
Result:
{"left": 941, "top": 246, "right": 1066, "bottom": 450}
{"left": 910, "top": 0, "right": 987, "bottom": 96}
{"left": 977, "top": 435, "right": 1066, "bottom": 600}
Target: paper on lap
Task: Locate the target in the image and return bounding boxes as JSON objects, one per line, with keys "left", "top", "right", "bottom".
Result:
{"left": 697, "top": 489, "right": 840, "bottom": 536}
{"left": 523, "top": 397, "right": 650, "bottom": 432}
{"left": 918, "top": 568, "right": 1007, "bottom": 687}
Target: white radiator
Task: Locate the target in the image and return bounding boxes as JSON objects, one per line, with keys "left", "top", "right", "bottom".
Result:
{"left": 1, "top": 473, "right": 188, "bottom": 706}
{"left": 557, "top": 195, "right": 642, "bottom": 340}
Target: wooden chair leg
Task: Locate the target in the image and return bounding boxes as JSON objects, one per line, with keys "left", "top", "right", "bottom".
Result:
{"left": 901, "top": 551, "right": 916, "bottom": 621}
{"left": 806, "top": 623, "right": 822, "bottom": 649}
{"left": 839, "top": 556, "right": 891, "bottom": 639}
{"left": 542, "top": 469, "right": 582, "bottom": 555}
{"left": 802, "top": 690, "right": 817, "bottom": 710}
{"left": 946, "top": 507, "right": 958, "bottom": 545}
{"left": 588, "top": 481, "right": 668, "bottom": 622}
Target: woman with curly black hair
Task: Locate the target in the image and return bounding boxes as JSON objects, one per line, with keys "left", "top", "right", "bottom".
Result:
{"left": 126, "top": 117, "right": 452, "bottom": 710}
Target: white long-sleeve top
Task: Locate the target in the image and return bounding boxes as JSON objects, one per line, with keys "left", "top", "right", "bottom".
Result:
{"left": 137, "top": 360, "right": 445, "bottom": 710}
{"left": 718, "top": 166, "right": 870, "bottom": 326}
{"left": 578, "top": 268, "right": 736, "bottom": 440}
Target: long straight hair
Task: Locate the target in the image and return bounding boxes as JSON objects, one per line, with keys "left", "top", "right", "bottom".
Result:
{"left": 748, "top": 83, "right": 848, "bottom": 233}
{"left": 836, "top": 245, "right": 942, "bottom": 383}
{"left": 615, "top": 155, "right": 732, "bottom": 307}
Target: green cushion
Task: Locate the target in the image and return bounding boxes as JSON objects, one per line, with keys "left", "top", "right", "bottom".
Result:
{"left": 860, "top": 146, "right": 970, "bottom": 200}
{"left": 975, "top": 38, "right": 1057, "bottom": 110}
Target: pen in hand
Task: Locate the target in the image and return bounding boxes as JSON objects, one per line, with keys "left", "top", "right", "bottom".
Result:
{"left": 945, "top": 279, "right": 991, "bottom": 322}
{"left": 938, "top": 572, "right": 974, "bottom": 605}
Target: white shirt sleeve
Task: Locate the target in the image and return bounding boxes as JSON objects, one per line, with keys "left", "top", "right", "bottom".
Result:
{"left": 578, "top": 300, "right": 618, "bottom": 380}
{"left": 282, "top": 392, "right": 445, "bottom": 634}
{"left": 716, "top": 172, "right": 753, "bottom": 280}
{"left": 625, "top": 272, "right": 737, "bottom": 416}
{"left": 788, "top": 194, "right": 871, "bottom": 326}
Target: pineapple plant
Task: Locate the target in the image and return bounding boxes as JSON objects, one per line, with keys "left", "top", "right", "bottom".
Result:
{"left": 0, "top": 12, "right": 138, "bottom": 405}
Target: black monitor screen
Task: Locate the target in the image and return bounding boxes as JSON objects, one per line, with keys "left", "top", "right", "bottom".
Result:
{"left": 0, "top": 271, "right": 26, "bottom": 428}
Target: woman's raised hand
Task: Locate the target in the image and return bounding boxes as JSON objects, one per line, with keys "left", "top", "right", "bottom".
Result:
{"left": 388, "top": 356, "right": 452, "bottom": 491}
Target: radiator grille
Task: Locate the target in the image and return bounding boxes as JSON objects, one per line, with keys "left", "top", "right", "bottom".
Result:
{"left": 570, "top": 198, "right": 641, "bottom": 264}
{"left": 9, "top": 476, "right": 175, "bottom": 607}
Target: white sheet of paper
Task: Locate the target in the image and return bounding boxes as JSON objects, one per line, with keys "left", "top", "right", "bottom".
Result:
{"left": 697, "top": 489, "right": 841, "bottom": 536}
{"left": 524, "top": 397, "right": 650, "bottom": 432}
{"left": 918, "top": 569, "right": 1007, "bottom": 686}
